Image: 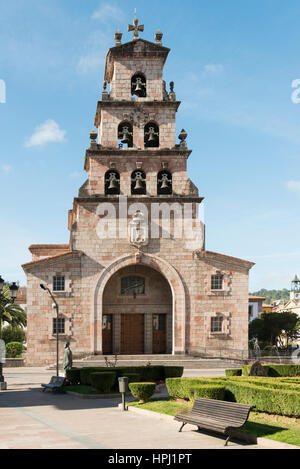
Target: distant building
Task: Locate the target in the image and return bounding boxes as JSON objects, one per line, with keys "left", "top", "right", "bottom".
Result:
{"left": 262, "top": 303, "right": 273, "bottom": 314}
{"left": 248, "top": 296, "right": 265, "bottom": 322}
{"left": 273, "top": 275, "right": 300, "bottom": 317}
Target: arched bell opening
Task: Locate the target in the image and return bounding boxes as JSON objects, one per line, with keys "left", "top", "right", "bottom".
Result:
{"left": 144, "top": 122, "right": 159, "bottom": 148}
{"left": 131, "top": 72, "right": 147, "bottom": 98}
{"left": 118, "top": 121, "right": 133, "bottom": 148}
{"left": 105, "top": 170, "right": 120, "bottom": 195}
{"left": 157, "top": 170, "right": 172, "bottom": 195}
{"left": 131, "top": 170, "right": 146, "bottom": 195}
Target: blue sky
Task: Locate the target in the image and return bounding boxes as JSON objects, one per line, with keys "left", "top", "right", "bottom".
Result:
{"left": 0, "top": 0, "right": 300, "bottom": 291}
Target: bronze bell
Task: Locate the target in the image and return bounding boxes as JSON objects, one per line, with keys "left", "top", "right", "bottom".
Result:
{"left": 147, "top": 131, "right": 155, "bottom": 142}
{"left": 133, "top": 78, "right": 145, "bottom": 97}
{"left": 134, "top": 178, "right": 144, "bottom": 191}
{"left": 108, "top": 175, "right": 119, "bottom": 191}
{"left": 160, "top": 178, "right": 169, "bottom": 190}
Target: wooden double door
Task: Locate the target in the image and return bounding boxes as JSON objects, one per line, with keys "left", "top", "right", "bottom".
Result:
{"left": 102, "top": 313, "right": 167, "bottom": 355}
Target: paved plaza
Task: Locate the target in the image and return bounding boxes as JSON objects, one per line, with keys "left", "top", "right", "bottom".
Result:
{"left": 0, "top": 367, "right": 279, "bottom": 450}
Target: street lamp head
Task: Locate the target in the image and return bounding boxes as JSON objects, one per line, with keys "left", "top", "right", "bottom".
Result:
{"left": 0, "top": 276, "right": 4, "bottom": 292}
{"left": 40, "top": 284, "right": 47, "bottom": 291}
{"left": 9, "top": 282, "right": 19, "bottom": 299}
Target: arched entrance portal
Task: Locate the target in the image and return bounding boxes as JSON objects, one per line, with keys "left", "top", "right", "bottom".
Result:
{"left": 102, "top": 265, "right": 172, "bottom": 354}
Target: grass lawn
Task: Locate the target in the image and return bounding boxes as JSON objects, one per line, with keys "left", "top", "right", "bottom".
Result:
{"left": 128, "top": 398, "right": 300, "bottom": 447}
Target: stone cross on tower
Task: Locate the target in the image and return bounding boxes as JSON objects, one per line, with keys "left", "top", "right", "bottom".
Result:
{"left": 128, "top": 16, "right": 144, "bottom": 40}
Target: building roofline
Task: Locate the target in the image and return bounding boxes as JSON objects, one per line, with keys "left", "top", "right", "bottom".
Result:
{"left": 22, "top": 250, "right": 82, "bottom": 270}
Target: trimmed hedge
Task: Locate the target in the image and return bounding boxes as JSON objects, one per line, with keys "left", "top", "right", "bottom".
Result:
{"left": 225, "top": 369, "right": 242, "bottom": 377}
{"left": 166, "top": 378, "right": 215, "bottom": 400}
{"left": 125, "top": 373, "right": 140, "bottom": 383}
{"left": 74, "top": 365, "right": 182, "bottom": 386}
{"left": 66, "top": 368, "right": 81, "bottom": 385}
{"left": 242, "top": 364, "right": 300, "bottom": 377}
{"left": 90, "top": 372, "right": 117, "bottom": 393}
{"left": 224, "top": 380, "right": 300, "bottom": 417}
{"left": 129, "top": 382, "right": 156, "bottom": 403}
{"left": 164, "top": 366, "right": 184, "bottom": 379}
{"left": 189, "top": 384, "right": 226, "bottom": 401}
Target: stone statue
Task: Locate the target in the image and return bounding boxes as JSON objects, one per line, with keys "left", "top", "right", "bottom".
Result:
{"left": 63, "top": 341, "right": 72, "bottom": 376}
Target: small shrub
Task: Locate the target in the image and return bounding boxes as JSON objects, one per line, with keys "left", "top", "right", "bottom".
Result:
{"left": 66, "top": 368, "right": 81, "bottom": 385}
{"left": 164, "top": 366, "right": 184, "bottom": 379}
{"left": 225, "top": 369, "right": 242, "bottom": 377}
{"left": 90, "top": 372, "right": 117, "bottom": 393}
{"left": 5, "top": 342, "right": 23, "bottom": 358}
{"left": 2, "top": 326, "right": 26, "bottom": 345}
{"left": 129, "top": 382, "right": 156, "bottom": 403}
{"left": 189, "top": 384, "right": 226, "bottom": 402}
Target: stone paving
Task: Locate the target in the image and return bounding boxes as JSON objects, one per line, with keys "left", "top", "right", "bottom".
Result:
{"left": 0, "top": 367, "right": 275, "bottom": 450}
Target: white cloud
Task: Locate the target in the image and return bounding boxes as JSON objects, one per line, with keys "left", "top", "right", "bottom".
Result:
{"left": 203, "top": 64, "right": 224, "bottom": 74}
{"left": 92, "top": 3, "right": 125, "bottom": 22}
{"left": 1, "top": 164, "right": 12, "bottom": 173}
{"left": 286, "top": 180, "right": 300, "bottom": 195}
{"left": 25, "top": 119, "right": 66, "bottom": 148}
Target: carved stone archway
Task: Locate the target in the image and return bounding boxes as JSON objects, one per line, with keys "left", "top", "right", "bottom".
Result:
{"left": 92, "top": 253, "right": 186, "bottom": 355}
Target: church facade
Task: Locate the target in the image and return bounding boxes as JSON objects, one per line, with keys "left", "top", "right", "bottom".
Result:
{"left": 22, "top": 21, "right": 254, "bottom": 365}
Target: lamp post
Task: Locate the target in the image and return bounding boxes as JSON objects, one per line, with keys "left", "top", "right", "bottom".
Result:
{"left": 0, "top": 276, "right": 19, "bottom": 390}
{"left": 40, "top": 284, "right": 60, "bottom": 377}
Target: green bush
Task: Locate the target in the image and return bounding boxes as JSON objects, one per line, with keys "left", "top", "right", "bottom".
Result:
{"left": 129, "top": 382, "right": 156, "bottom": 403}
{"left": 164, "top": 366, "right": 184, "bottom": 379}
{"left": 90, "top": 372, "right": 117, "bottom": 393}
{"left": 5, "top": 342, "right": 23, "bottom": 358}
{"left": 2, "top": 326, "right": 26, "bottom": 345}
{"left": 189, "top": 384, "right": 226, "bottom": 401}
{"left": 66, "top": 368, "right": 81, "bottom": 385}
{"left": 225, "top": 369, "right": 242, "bottom": 377}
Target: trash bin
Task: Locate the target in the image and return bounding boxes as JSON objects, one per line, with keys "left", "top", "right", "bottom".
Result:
{"left": 118, "top": 376, "right": 129, "bottom": 393}
{"left": 118, "top": 377, "right": 128, "bottom": 411}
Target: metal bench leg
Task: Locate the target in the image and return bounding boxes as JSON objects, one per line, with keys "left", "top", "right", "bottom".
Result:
{"left": 224, "top": 435, "right": 230, "bottom": 446}
{"left": 179, "top": 422, "right": 186, "bottom": 432}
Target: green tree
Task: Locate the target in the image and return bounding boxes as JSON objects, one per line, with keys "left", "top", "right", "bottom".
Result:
{"left": 249, "top": 312, "right": 300, "bottom": 346}
{"left": 0, "top": 285, "right": 26, "bottom": 338}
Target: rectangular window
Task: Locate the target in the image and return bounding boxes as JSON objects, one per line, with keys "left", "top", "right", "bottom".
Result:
{"left": 53, "top": 318, "right": 65, "bottom": 334}
{"left": 211, "top": 316, "right": 223, "bottom": 333}
{"left": 53, "top": 276, "right": 65, "bottom": 292}
{"left": 121, "top": 276, "right": 145, "bottom": 295}
{"left": 211, "top": 275, "right": 223, "bottom": 290}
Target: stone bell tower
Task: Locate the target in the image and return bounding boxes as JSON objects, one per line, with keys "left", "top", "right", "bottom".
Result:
{"left": 23, "top": 18, "right": 253, "bottom": 365}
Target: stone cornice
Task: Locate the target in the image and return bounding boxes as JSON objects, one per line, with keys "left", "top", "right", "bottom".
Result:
{"left": 84, "top": 147, "right": 192, "bottom": 170}
{"left": 73, "top": 195, "right": 204, "bottom": 206}
{"left": 94, "top": 100, "right": 181, "bottom": 126}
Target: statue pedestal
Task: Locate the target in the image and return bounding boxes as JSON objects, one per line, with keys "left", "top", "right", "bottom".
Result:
{"left": 0, "top": 381, "right": 7, "bottom": 391}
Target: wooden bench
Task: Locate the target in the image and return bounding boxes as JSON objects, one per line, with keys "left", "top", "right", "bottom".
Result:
{"left": 174, "top": 398, "right": 255, "bottom": 446}
{"left": 41, "top": 376, "right": 66, "bottom": 393}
